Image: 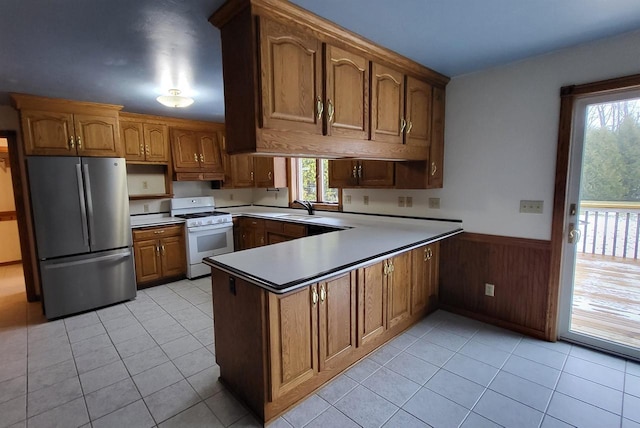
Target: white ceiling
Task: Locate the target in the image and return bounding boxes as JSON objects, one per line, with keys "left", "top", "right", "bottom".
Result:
{"left": 1, "top": 0, "right": 639, "bottom": 122}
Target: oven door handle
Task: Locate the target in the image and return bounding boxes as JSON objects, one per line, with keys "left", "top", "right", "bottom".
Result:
{"left": 187, "top": 224, "right": 233, "bottom": 233}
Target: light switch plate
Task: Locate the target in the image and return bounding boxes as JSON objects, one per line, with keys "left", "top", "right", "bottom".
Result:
{"left": 485, "top": 283, "right": 495, "bottom": 297}
{"left": 406, "top": 196, "right": 413, "bottom": 207}
{"left": 345, "top": 195, "right": 351, "bottom": 204}
{"left": 398, "top": 196, "right": 405, "bottom": 207}
{"left": 363, "top": 195, "right": 369, "bottom": 205}
{"left": 428, "top": 198, "right": 440, "bottom": 209}
{"left": 520, "top": 200, "right": 543, "bottom": 214}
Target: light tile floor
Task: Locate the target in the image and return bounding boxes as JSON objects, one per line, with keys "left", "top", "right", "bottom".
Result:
{"left": 1, "top": 264, "right": 640, "bottom": 428}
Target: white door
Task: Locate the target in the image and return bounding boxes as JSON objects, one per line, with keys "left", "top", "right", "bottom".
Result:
{"left": 558, "top": 90, "right": 640, "bottom": 360}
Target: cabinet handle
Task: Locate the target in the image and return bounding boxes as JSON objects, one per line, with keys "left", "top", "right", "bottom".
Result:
{"left": 357, "top": 164, "right": 362, "bottom": 178}
{"left": 77, "top": 137, "right": 82, "bottom": 148}
{"left": 153, "top": 230, "right": 165, "bottom": 234}
{"left": 312, "top": 285, "right": 318, "bottom": 305}
{"left": 407, "top": 121, "right": 413, "bottom": 134}
{"left": 139, "top": 143, "right": 144, "bottom": 154}
{"left": 69, "top": 137, "right": 75, "bottom": 150}
{"left": 250, "top": 171, "right": 254, "bottom": 181}
{"left": 389, "top": 261, "right": 395, "bottom": 273}
{"left": 327, "top": 99, "right": 334, "bottom": 123}
{"left": 352, "top": 165, "right": 358, "bottom": 179}
{"left": 319, "top": 284, "right": 326, "bottom": 302}
{"left": 260, "top": 236, "right": 264, "bottom": 245}
{"left": 155, "top": 244, "right": 160, "bottom": 254}
{"left": 268, "top": 171, "right": 272, "bottom": 180}
{"left": 199, "top": 153, "right": 204, "bottom": 162}
{"left": 194, "top": 153, "right": 198, "bottom": 162}
{"left": 161, "top": 245, "right": 165, "bottom": 254}
{"left": 424, "top": 247, "right": 432, "bottom": 261}
{"left": 383, "top": 261, "right": 389, "bottom": 276}
{"left": 400, "top": 118, "right": 407, "bottom": 133}
{"left": 316, "top": 96, "right": 324, "bottom": 120}
{"left": 145, "top": 145, "right": 150, "bottom": 155}
{"left": 431, "top": 161, "right": 437, "bottom": 176}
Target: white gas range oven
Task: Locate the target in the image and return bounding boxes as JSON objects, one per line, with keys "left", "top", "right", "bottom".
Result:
{"left": 170, "top": 197, "right": 234, "bottom": 279}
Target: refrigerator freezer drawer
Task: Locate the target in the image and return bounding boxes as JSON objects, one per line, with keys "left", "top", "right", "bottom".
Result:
{"left": 41, "top": 248, "right": 136, "bottom": 319}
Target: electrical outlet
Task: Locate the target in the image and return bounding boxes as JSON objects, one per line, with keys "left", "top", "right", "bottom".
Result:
{"left": 398, "top": 196, "right": 405, "bottom": 207}
{"left": 345, "top": 195, "right": 352, "bottom": 204}
{"left": 519, "top": 200, "right": 543, "bottom": 214}
{"left": 142, "top": 181, "right": 148, "bottom": 190}
{"left": 363, "top": 195, "right": 369, "bottom": 205}
{"left": 485, "top": 283, "right": 495, "bottom": 297}
{"left": 229, "top": 193, "right": 234, "bottom": 201}
{"left": 143, "top": 204, "right": 149, "bottom": 213}
{"left": 406, "top": 196, "right": 413, "bottom": 207}
{"left": 428, "top": 197, "right": 440, "bottom": 209}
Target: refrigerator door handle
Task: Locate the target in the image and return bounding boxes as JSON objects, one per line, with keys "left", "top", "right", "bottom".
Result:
{"left": 75, "top": 163, "right": 90, "bottom": 247}
{"left": 82, "top": 163, "right": 95, "bottom": 248}
{"left": 43, "top": 250, "right": 132, "bottom": 269}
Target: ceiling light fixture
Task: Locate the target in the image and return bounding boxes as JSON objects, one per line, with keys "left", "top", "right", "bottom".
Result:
{"left": 156, "top": 89, "right": 194, "bottom": 108}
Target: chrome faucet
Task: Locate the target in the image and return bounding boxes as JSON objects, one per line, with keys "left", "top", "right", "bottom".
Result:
{"left": 293, "top": 199, "right": 314, "bottom": 215}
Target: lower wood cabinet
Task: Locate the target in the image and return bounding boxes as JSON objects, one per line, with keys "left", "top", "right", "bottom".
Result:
{"left": 236, "top": 218, "right": 266, "bottom": 250}
{"left": 210, "top": 242, "right": 440, "bottom": 423}
{"left": 132, "top": 224, "right": 186, "bottom": 287}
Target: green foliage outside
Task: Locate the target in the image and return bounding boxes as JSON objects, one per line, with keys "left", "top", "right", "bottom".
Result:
{"left": 300, "top": 158, "right": 338, "bottom": 203}
{"left": 581, "top": 100, "right": 640, "bottom": 202}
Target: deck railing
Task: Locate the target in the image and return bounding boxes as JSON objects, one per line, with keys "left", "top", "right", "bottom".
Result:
{"left": 578, "top": 201, "right": 640, "bottom": 259}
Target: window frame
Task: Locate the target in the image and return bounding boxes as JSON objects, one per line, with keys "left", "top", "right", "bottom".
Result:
{"left": 288, "top": 158, "right": 342, "bottom": 211}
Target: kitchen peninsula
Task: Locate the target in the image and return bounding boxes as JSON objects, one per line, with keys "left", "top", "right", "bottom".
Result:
{"left": 203, "top": 209, "right": 462, "bottom": 422}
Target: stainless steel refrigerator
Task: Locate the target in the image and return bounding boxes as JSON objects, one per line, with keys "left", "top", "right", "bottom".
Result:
{"left": 27, "top": 156, "right": 136, "bottom": 319}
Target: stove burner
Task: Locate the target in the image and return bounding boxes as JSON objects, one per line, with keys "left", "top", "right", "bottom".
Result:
{"left": 176, "top": 211, "right": 230, "bottom": 219}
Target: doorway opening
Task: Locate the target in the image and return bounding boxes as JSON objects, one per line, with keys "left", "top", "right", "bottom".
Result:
{"left": 556, "top": 83, "right": 640, "bottom": 360}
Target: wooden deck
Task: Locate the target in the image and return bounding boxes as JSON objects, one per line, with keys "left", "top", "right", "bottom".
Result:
{"left": 571, "top": 253, "right": 640, "bottom": 349}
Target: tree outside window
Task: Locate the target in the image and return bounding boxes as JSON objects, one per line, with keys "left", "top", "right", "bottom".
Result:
{"left": 298, "top": 158, "right": 338, "bottom": 203}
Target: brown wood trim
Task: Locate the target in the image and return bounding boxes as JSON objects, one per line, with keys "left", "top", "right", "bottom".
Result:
{"left": 455, "top": 232, "right": 551, "bottom": 251}
{"left": 0, "top": 260, "right": 21, "bottom": 267}
{"left": 561, "top": 73, "right": 640, "bottom": 98}
{"left": 128, "top": 194, "right": 173, "bottom": 201}
{"left": 3, "top": 130, "right": 39, "bottom": 302}
{"left": 11, "top": 93, "right": 122, "bottom": 113}
{"left": 0, "top": 211, "right": 17, "bottom": 221}
{"left": 440, "top": 233, "right": 552, "bottom": 337}
{"left": 210, "top": 0, "right": 450, "bottom": 86}
{"left": 119, "top": 111, "right": 225, "bottom": 131}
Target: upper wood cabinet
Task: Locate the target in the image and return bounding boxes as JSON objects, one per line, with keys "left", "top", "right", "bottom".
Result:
{"left": 12, "top": 95, "right": 122, "bottom": 157}
{"left": 225, "top": 154, "right": 287, "bottom": 189}
{"left": 405, "top": 77, "right": 433, "bottom": 147}
{"left": 429, "top": 87, "right": 446, "bottom": 188}
{"left": 325, "top": 45, "right": 369, "bottom": 140}
{"left": 120, "top": 115, "right": 169, "bottom": 163}
{"left": 210, "top": 0, "right": 448, "bottom": 161}
{"left": 260, "top": 17, "right": 322, "bottom": 135}
{"left": 171, "top": 128, "right": 224, "bottom": 180}
{"left": 329, "top": 160, "right": 394, "bottom": 188}
{"left": 371, "top": 63, "right": 405, "bottom": 144}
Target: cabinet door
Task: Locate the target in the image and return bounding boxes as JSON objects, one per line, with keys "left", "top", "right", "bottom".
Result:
{"left": 171, "top": 129, "right": 201, "bottom": 170}
{"left": 411, "top": 243, "right": 439, "bottom": 315}
{"left": 219, "top": 131, "right": 234, "bottom": 185}
{"left": 428, "top": 87, "right": 445, "bottom": 188}
{"left": 358, "top": 161, "right": 395, "bottom": 187}
{"left": 259, "top": 17, "right": 322, "bottom": 134}
{"left": 328, "top": 160, "right": 357, "bottom": 188}
{"left": 268, "top": 286, "right": 318, "bottom": 400}
{"left": 405, "top": 77, "right": 432, "bottom": 147}
{"left": 230, "top": 155, "right": 255, "bottom": 188}
{"left": 318, "top": 272, "right": 356, "bottom": 372}
{"left": 160, "top": 235, "right": 186, "bottom": 278}
{"left": 120, "top": 121, "right": 145, "bottom": 161}
{"left": 133, "top": 239, "right": 161, "bottom": 284}
{"left": 387, "top": 251, "right": 412, "bottom": 329}
{"left": 74, "top": 114, "right": 120, "bottom": 157}
{"left": 21, "top": 110, "right": 75, "bottom": 155}
{"left": 199, "top": 132, "right": 223, "bottom": 172}
{"left": 143, "top": 123, "right": 169, "bottom": 163}
{"left": 325, "top": 45, "right": 368, "bottom": 140}
{"left": 371, "top": 63, "right": 405, "bottom": 144}
{"left": 357, "top": 261, "right": 386, "bottom": 346}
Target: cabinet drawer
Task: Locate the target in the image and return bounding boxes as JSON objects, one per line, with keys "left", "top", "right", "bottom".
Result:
{"left": 133, "top": 224, "right": 183, "bottom": 241}
{"left": 283, "top": 222, "right": 306, "bottom": 237}
{"left": 244, "top": 218, "right": 265, "bottom": 230}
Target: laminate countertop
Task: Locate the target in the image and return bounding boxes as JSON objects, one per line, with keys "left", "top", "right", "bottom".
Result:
{"left": 203, "top": 206, "right": 463, "bottom": 294}
{"left": 130, "top": 214, "right": 185, "bottom": 229}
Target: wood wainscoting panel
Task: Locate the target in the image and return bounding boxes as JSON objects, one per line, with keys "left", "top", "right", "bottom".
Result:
{"left": 440, "top": 233, "right": 551, "bottom": 338}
